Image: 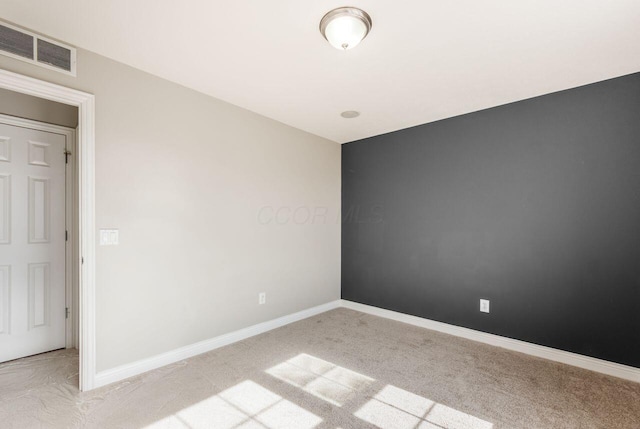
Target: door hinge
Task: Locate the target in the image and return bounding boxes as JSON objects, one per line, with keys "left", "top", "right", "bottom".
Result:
{"left": 65, "top": 307, "right": 70, "bottom": 319}
{"left": 65, "top": 230, "right": 68, "bottom": 241}
{"left": 64, "top": 149, "right": 72, "bottom": 164}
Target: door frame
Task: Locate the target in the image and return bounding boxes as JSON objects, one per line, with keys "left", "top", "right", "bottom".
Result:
{"left": 0, "top": 113, "right": 77, "bottom": 350}
{"left": 0, "top": 69, "right": 96, "bottom": 391}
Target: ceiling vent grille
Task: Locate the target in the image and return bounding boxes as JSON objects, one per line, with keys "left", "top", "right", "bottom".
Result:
{"left": 0, "top": 21, "right": 76, "bottom": 76}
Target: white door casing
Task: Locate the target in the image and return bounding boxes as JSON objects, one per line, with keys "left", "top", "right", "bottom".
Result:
{"left": 0, "top": 68, "right": 95, "bottom": 391}
{"left": 0, "top": 122, "right": 67, "bottom": 362}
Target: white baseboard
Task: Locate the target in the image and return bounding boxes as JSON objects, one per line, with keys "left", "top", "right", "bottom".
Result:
{"left": 340, "top": 299, "right": 640, "bottom": 384}
{"left": 94, "top": 300, "right": 342, "bottom": 389}
{"left": 94, "top": 297, "right": 639, "bottom": 389}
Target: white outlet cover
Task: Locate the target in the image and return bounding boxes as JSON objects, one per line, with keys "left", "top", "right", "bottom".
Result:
{"left": 480, "top": 299, "right": 490, "bottom": 313}
{"left": 258, "top": 293, "right": 266, "bottom": 305}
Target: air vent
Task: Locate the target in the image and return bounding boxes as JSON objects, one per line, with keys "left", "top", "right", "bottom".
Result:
{"left": 0, "top": 24, "right": 34, "bottom": 59}
{"left": 0, "top": 21, "right": 76, "bottom": 76}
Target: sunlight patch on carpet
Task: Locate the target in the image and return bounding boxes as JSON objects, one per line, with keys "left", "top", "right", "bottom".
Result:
{"left": 144, "top": 380, "right": 322, "bottom": 429}
{"left": 266, "top": 353, "right": 374, "bottom": 406}
{"left": 355, "top": 384, "right": 493, "bottom": 429}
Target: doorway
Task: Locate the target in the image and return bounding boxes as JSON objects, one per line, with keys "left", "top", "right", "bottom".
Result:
{"left": 0, "top": 68, "right": 96, "bottom": 391}
{"left": 0, "top": 114, "right": 77, "bottom": 362}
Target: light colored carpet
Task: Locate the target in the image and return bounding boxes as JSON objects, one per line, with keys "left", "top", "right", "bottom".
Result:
{"left": 1, "top": 308, "right": 639, "bottom": 428}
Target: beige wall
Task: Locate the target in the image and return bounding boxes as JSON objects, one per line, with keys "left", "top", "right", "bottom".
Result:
{"left": 0, "top": 87, "right": 78, "bottom": 127}
{"left": 0, "top": 50, "right": 341, "bottom": 372}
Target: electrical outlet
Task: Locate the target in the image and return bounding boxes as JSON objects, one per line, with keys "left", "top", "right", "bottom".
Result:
{"left": 259, "top": 292, "right": 266, "bottom": 305}
{"left": 480, "top": 299, "right": 490, "bottom": 313}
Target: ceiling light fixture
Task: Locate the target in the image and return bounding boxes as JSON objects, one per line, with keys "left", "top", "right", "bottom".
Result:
{"left": 320, "top": 7, "right": 372, "bottom": 51}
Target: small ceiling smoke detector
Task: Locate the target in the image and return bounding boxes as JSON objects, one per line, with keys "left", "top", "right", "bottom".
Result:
{"left": 341, "top": 110, "right": 360, "bottom": 119}
{"left": 320, "top": 7, "right": 372, "bottom": 50}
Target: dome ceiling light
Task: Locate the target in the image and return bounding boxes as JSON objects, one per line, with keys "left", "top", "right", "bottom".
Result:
{"left": 319, "top": 7, "right": 372, "bottom": 51}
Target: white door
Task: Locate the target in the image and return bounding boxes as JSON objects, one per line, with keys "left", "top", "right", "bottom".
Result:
{"left": 0, "top": 121, "right": 67, "bottom": 363}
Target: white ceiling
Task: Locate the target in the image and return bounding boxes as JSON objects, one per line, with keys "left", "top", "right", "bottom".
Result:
{"left": 2, "top": 1, "right": 639, "bottom": 143}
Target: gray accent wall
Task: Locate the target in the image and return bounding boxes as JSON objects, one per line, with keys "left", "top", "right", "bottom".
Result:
{"left": 342, "top": 72, "right": 640, "bottom": 368}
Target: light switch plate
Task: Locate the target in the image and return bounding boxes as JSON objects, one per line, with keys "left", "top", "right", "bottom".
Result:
{"left": 480, "top": 299, "right": 490, "bottom": 313}
{"left": 99, "top": 229, "right": 119, "bottom": 246}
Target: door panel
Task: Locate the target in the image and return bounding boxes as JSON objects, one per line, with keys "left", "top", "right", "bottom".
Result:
{"left": 0, "top": 122, "right": 66, "bottom": 363}
{"left": 0, "top": 265, "right": 9, "bottom": 334}
{"left": 29, "top": 176, "right": 51, "bottom": 243}
{"left": 0, "top": 173, "right": 9, "bottom": 244}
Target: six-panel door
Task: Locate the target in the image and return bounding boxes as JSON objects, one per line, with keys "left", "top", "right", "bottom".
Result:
{"left": 0, "top": 122, "right": 66, "bottom": 363}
